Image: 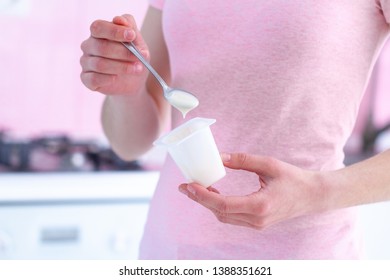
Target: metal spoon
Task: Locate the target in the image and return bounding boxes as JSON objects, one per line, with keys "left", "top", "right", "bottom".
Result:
{"left": 122, "top": 42, "right": 199, "bottom": 117}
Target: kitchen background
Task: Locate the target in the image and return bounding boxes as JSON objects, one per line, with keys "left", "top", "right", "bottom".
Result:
{"left": 0, "top": 0, "right": 389, "bottom": 259}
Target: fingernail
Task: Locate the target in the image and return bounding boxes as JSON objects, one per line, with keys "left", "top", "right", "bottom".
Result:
{"left": 179, "top": 185, "right": 189, "bottom": 196}
{"left": 220, "top": 153, "right": 231, "bottom": 162}
{"left": 187, "top": 184, "right": 196, "bottom": 196}
{"left": 124, "top": 29, "right": 135, "bottom": 40}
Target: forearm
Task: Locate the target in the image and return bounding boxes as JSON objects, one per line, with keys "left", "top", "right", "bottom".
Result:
{"left": 323, "top": 149, "right": 390, "bottom": 209}
{"left": 101, "top": 90, "right": 167, "bottom": 161}
{"left": 81, "top": 8, "right": 169, "bottom": 162}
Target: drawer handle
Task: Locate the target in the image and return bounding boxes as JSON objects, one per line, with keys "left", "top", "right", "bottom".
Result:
{"left": 40, "top": 227, "right": 79, "bottom": 243}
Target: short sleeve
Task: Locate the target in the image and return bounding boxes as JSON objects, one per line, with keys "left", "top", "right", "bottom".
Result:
{"left": 149, "top": 0, "right": 165, "bottom": 10}
{"left": 381, "top": 0, "right": 390, "bottom": 24}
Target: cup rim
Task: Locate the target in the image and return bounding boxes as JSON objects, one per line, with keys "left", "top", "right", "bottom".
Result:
{"left": 153, "top": 117, "right": 216, "bottom": 147}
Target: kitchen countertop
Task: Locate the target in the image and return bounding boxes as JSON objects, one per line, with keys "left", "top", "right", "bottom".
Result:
{"left": 0, "top": 171, "right": 159, "bottom": 203}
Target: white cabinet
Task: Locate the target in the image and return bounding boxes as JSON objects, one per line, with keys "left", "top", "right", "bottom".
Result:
{"left": 0, "top": 172, "right": 158, "bottom": 259}
{"left": 358, "top": 202, "right": 390, "bottom": 260}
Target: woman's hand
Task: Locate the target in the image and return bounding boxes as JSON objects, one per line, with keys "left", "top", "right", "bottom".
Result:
{"left": 80, "top": 14, "right": 149, "bottom": 95}
{"left": 179, "top": 153, "right": 327, "bottom": 230}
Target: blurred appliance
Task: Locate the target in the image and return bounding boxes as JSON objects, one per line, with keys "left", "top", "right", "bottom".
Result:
{"left": 359, "top": 64, "right": 390, "bottom": 155}
{"left": 0, "top": 171, "right": 159, "bottom": 259}
{"left": 0, "top": 131, "right": 141, "bottom": 172}
{"left": 0, "top": 131, "right": 159, "bottom": 259}
{"left": 344, "top": 64, "right": 390, "bottom": 165}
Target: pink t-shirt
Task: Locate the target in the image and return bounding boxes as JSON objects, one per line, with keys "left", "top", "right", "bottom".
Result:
{"left": 139, "top": 0, "right": 390, "bottom": 259}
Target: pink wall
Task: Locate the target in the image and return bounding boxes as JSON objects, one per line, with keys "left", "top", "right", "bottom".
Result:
{"left": 0, "top": 1, "right": 389, "bottom": 143}
{"left": 0, "top": 0, "right": 148, "bottom": 139}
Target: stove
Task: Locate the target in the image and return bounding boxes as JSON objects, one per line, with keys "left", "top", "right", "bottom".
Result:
{"left": 0, "top": 131, "right": 141, "bottom": 173}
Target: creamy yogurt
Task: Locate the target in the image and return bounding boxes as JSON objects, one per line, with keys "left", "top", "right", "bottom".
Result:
{"left": 166, "top": 90, "right": 199, "bottom": 118}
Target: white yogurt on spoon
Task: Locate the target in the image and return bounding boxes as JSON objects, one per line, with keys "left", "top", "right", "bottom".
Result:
{"left": 166, "top": 89, "right": 199, "bottom": 118}
{"left": 121, "top": 42, "right": 199, "bottom": 117}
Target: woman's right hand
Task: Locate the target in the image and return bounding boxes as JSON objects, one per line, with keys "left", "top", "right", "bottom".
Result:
{"left": 80, "top": 14, "right": 149, "bottom": 96}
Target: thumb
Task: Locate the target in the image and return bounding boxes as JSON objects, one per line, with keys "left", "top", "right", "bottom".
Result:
{"left": 221, "top": 152, "right": 280, "bottom": 177}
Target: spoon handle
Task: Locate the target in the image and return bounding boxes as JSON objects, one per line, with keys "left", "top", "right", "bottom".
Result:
{"left": 122, "top": 42, "right": 169, "bottom": 91}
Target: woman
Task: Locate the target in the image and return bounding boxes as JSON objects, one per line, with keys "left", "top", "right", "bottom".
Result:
{"left": 80, "top": 0, "right": 390, "bottom": 259}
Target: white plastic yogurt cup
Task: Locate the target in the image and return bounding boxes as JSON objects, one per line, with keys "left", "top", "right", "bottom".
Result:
{"left": 154, "top": 117, "right": 226, "bottom": 186}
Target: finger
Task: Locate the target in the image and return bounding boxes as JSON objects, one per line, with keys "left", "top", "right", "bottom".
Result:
{"left": 80, "top": 72, "right": 115, "bottom": 92}
{"left": 207, "top": 186, "right": 220, "bottom": 194}
{"left": 221, "top": 152, "right": 280, "bottom": 177}
{"left": 179, "top": 183, "right": 256, "bottom": 214}
{"left": 90, "top": 19, "right": 136, "bottom": 42}
{"left": 81, "top": 37, "right": 144, "bottom": 61}
{"left": 120, "top": 14, "right": 148, "bottom": 48}
{"left": 179, "top": 184, "right": 267, "bottom": 230}
{"left": 112, "top": 14, "right": 143, "bottom": 45}
{"left": 211, "top": 211, "right": 265, "bottom": 230}
{"left": 80, "top": 55, "right": 143, "bottom": 75}
{"left": 113, "top": 14, "right": 149, "bottom": 54}
{"left": 113, "top": 14, "right": 138, "bottom": 30}
{"left": 112, "top": 15, "right": 129, "bottom": 26}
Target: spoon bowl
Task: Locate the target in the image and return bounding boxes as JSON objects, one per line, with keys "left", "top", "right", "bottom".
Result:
{"left": 122, "top": 42, "right": 199, "bottom": 117}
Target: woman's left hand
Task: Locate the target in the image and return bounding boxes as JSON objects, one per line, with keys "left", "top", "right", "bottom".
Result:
{"left": 179, "top": 153, "right": 328, "bottom": 230}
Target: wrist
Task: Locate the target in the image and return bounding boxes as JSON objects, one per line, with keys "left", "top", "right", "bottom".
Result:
{"left": 309, "top": 170, "right": 340, "bottom": 213}
{"left": 315, "top": 168, "right": 356, "bottom": 212}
